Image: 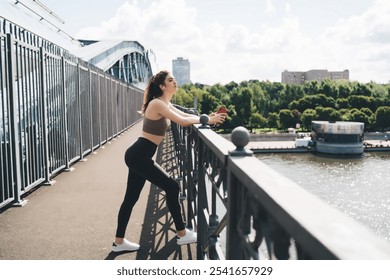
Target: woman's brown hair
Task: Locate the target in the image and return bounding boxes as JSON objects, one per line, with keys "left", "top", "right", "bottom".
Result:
{"left": 142, "top": 70, "right": 169, "bottom": 114}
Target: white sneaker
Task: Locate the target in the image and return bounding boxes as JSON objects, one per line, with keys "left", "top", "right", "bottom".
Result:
{"left": 177, "top": 229, "right": 197, "bottom": 245}
{"left": 112, "top": 239, "right": 140, "bottom": 252}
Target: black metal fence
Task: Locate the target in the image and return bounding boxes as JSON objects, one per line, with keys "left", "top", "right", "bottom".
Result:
{"left": 0, "top": 18, "right": 144, "bottom": 210}
{"left": 170, "top": 111, "right": 390, "bottom": 260}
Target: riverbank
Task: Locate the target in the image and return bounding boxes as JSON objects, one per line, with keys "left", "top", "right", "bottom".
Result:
{"left": 222, "top": 131, "right": 390, "bottom": 141}
{"left": 221, "top": 132, "right": 390, "bottom": 153}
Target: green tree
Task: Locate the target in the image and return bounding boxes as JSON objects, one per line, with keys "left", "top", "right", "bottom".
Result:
{"left": 360, "top": 107, "right": 373, "bottom": 118}
{"left": 250, "top": 83, "right": 267, "bottom": 114}
{"left": 264, "top": 82, "right": 286, "bottom": 113}
{"left": 350, "top": 109, "right": 370, "bottom": 129}
{"left": 267, "top": 112, "right": 279, "bottom": 128}
{"left": 250, "top": 113, "right": 267, "bottom": 130}
{"left": 209, "top": 84, "right": 229, "bottom": 104}
{"left": 316, "top": 107, "right": 340, "bottom": 121}
{"left": 375, "top": 106, "right": 390, "bottom": 130}
{"left": 337, "top": 81, "right": 353, "bottom": 98}
{"left": 347, "top": 95, "right": 376, "bottom": 110}
{"left": 290, "top": 94, "right": 336, "bottom": 112}
{"left": 224, "top": 81, "right": 238, "bottom": 92}
{"left": 339, "top": 109, "right": 352, "bottom": 121}
{"left": 279, "top": 109, "right": 296, "bottom": 129}
{"left": 301, "top": 109, "right": 317, "bottom": 130}
{"left": 303, "top": 80, "right": 320, "bottom": 95}
{"left": 174, "top": 79, "right": 390, "bottom": 133}
{"left": 279, "top": 84, "right": 304, "bottom": 109}
{"left": 199, "top": 92, "right": 219, "bottom": 114}
{"left": 352, "top": 82, "right": 371, "bottom": 96}
{"left": 230, "top": 87, "right": 254, "bottom": 126}
{"left": 320, "top": 79, "right": 339, "bottom": 99}
{"left": 336, "top": 98, "right": 349, "bottom": 109}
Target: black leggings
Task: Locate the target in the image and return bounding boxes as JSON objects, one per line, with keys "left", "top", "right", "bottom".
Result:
{"left": 115, "top": 137, "right": 185, "bottom": 238}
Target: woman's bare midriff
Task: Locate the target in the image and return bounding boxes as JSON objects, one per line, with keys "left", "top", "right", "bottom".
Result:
{"left": 141, "top": 131, "right": 165, "bottom": 146}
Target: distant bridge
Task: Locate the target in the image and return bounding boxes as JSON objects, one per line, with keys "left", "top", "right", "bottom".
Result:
{"left": 76, "top": 39, "right": 156, "bottom": 89}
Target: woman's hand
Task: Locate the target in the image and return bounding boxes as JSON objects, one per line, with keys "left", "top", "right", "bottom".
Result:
{"left": 208, "top": 113, "right": 226, "bottom": 125}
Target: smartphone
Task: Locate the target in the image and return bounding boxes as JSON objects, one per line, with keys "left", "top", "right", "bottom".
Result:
{"left": 217, "top": 107, "right": 228, "bottom": 114}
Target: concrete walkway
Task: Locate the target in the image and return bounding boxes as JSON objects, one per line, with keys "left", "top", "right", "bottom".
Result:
{"left": 0, "top": 121, "right": 196, "bottom": 260}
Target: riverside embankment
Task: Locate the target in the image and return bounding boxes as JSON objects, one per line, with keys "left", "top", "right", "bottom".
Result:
{"left": 221, "top": 131, "right": 390, "bottom": 153}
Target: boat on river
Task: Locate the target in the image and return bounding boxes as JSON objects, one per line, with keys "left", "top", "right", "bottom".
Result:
{"left": 311, "top": 121, "right": 364, "bottom": 155}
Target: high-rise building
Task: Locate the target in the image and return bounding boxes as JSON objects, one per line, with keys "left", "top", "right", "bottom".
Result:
{"left": 172, "top": 57, "right": 191, "bottom": 86}
{"left": 281, "top": 69, "right": 349, "bottom": 84}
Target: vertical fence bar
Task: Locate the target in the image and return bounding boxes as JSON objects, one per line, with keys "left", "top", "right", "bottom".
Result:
{"left": 0, "top": 31, "right": 15, "bottom": 207}
{"left": 185, "top": 127, "right": 194, "bottom": 229}
{"left": 196, "top": 137, "right": 207, "bottom": 259}
{"left": 96, "top": 71, "right": 102, "bottom": 148}
{"left": 88, "top": 68, "right": 93, "bottom": 152}
{"left": 76, "top": 63, "right": 84, "bottom": 161}
{"left": 61, "top": 56, "right": 71, "bottom": 171}
{"left": 90, "top": 70, "right": 101, "bottom": 149}
{"left": 6, "top": 34, "right": 25, "bottom": 205}
{"left": 226, "top": 170, "right": 241, "bottom": 259}
{"left": 39, "top": 47, "right": 53, "bottom": 186}
{"left": 64, "top": 59, "right": 81, "bottom": 164}
{"left": 99, "top": 74, "right": 107, "bottom": 144}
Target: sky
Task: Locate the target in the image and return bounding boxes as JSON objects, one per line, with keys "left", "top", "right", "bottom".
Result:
{"left": 40, "top": 0, "right": 390, "bottom": 85}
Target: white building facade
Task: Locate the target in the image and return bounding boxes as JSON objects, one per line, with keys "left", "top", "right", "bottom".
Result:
{"left": 172, "top": 57, "right": 191, "bottom": 86}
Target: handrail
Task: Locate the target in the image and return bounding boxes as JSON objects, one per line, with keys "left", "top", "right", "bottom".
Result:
{"left": 170, "top": 112, "right": 390, "bottom": 260}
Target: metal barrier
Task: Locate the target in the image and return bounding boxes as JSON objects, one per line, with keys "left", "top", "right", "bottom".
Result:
{"left": 170, "top": 113, "right": 390, "bottom": 260}
{"left": 0, "top": 18, "right": 144, "bottom": 210}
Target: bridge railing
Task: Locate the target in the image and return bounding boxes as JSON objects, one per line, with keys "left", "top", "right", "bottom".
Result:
{"left": 0, "top": 18, "right": 144, "bottom": 210}
{"left": 171, "top": 112, "right": 390, "bottom": 260}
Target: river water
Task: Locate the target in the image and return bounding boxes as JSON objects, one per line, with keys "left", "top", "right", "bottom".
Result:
{"left": 255, "top": 152, "right": 390, "bottom": 241}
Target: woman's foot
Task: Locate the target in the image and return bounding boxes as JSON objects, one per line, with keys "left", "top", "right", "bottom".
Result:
{"left": 177, "top": 228, "right": 197, "bottom": 245}
{"left": 112, "top": 238, "right": 140, "bottom": 252}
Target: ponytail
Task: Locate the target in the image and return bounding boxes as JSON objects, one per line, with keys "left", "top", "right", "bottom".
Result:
{"left": 141, "top": 70, "right": 169, "bottom": 114}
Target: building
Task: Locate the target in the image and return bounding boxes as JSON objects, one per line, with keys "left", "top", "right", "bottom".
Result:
{"left": 281, "top": 69, "right": 349, "bottom": 84}
{"left": 311, "top": 121, "right": 364, "bottom": 155}
{"left": 172, "top": 57, "right": 191, "bottom": 86}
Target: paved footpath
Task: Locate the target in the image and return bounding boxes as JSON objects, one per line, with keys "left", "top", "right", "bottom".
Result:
{"left": 0, "top": 121, "right": 195, "bottom": 260}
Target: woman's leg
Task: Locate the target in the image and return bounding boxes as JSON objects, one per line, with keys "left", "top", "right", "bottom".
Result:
{"left": 131, "top": 158, "right": 186, "bottom": 231}
{"left": 115, "top": 169, "right": 146, "bottom": 238}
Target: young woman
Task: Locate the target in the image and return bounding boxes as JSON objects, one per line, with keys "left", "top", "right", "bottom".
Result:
{"left": 112, "top": 70, "right": 226, "bottom": 252}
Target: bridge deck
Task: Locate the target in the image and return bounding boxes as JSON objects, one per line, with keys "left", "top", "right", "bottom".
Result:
{"left": 0, "top": 121, "right": 196, "bottom": 260}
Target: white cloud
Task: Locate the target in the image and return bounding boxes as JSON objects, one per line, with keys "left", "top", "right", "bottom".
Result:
{"left": 265, "top": 0, "right": 276, "bottom": 16}
{"left": 317, "top": 0, "right": 390, "bottom": 82}
{"left": 75, "top": 0, "right": 390, "bottom": 85}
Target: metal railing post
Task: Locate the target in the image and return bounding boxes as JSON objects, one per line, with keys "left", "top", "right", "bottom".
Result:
{"left": 88, "top": 68, "right": 93, "bottom": 153}
{"left": 6, "top": 34, "right": 26, "bottom": 206}
{"left": 196, "top": 114, "right": 210, "bottom": 259}
{"left": 226, "top": 126, "right": 253, "bottom": 259}
{"left": 38, "top": 46, "right": 54, "bottom": 186}
{"left": 76, "top": 63, "right": 84, "bottom": 161}
{"left": 61, "top": 56, "right": 72, "bottom": 171}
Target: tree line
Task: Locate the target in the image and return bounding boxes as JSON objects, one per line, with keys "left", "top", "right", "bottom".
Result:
{"left": 173, "top": 79, "right": 390, "bottom": 132}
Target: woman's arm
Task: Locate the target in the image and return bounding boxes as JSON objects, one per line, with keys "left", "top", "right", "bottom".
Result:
{"left": 168, "top": 102, "right": 227, "bottom": 125}
{"left": 151, "top": 99, "right": 224, "bottom": 127}
{"left": 169, "top": 103, "right": 196, "bottom": 117}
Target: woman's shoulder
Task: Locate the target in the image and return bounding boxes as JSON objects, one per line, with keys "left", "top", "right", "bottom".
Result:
{"left": 149, "top": 98, "right": 170, "bottom": 109}
{"left": 149, "top": 98, "right": 166, "bottom": 105}
{"left": 145, "top": 98, "right": 168, "bottom": 116}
